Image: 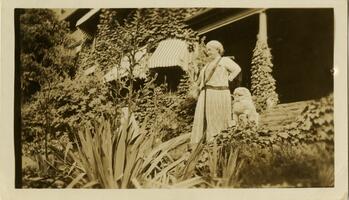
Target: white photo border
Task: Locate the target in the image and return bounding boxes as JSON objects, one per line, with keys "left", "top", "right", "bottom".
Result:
{"left": 1, "top": 0, "right": 347, "bottom": 200}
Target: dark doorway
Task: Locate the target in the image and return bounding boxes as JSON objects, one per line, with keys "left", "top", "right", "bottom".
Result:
{"left": 268, "top": 8, "right": 334, "bottom": 103}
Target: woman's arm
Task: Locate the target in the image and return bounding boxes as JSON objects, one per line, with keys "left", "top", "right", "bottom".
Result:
{"left": 221, "top": 57, "right": 241, "bottom": 81}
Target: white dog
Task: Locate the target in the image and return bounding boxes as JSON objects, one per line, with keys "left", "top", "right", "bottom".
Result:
{"left": 232, "top": 87, "right": 259, "bottom": 126}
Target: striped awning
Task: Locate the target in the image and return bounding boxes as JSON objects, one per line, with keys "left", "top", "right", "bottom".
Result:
{"left": 148, "top": 39, "right": 189, "bottom": 71}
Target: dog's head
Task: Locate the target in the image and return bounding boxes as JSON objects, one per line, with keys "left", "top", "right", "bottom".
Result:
{"left": 233, "top": 87, "right": 252, "bottom": 101}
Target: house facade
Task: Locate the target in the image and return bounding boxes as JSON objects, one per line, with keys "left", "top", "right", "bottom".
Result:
{"left": 186, "top": 8, "right": 334, "bottom": 103}
{"left": 61, "top": 8, "right": 334, "bottom": 104}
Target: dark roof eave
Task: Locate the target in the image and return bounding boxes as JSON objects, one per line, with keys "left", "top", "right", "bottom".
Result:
{"left": 185, "top": 8, "right": 268, "bottom": 35}
{"left": 61, "top": 9, "right": 79, "bottom": 21}
{"left": 184, "top": 8, "right": 215, "bottom": 22}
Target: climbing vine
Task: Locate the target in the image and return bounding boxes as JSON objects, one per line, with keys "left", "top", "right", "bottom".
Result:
{"left": 277, "top": 93, "right": 334, "bottom": 149}
{"left": 250, "top": 38, "right": 279, "bottom": 113}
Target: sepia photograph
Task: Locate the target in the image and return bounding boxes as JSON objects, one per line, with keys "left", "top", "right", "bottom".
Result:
{"left": 1, "top": 0, "right": 347, "bottom": 199}
{"left": 15, "top": 7, "right": 336, "bottom": 189}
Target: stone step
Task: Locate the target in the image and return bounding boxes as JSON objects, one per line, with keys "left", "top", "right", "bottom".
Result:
{"left": 267, "top": 100, "right": 310, "bottom": 108}
{"left": 262, "top": 111, "right": 302, "bottom": 120}
{"left": 259, "top": 100, "right": 312, "bottom": 130}
{"left": 261, "top": 113, "right": 301, "bottom": 123}
{"left": 260, "top": 101, "right": 311, "bottom": 116}
{"left": 261, "top": 103, "right": 308, "bottom": 115}
{"left": 260, "top": 120, "right": 296, "bottom": 128}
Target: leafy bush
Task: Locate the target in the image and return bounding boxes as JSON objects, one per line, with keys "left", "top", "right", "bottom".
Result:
{"left": 206, "top": 94, "right": 334, "bottom": 187}
{"left": 21, "top": 69, "right": 120, "bottom": 144}
{"left": 22, "top": 132, "right": 78, "bottom": 188}
{"left": 20, "top": 9, "right": 80, "bottom": 160}
{"left": 238, "top": 142, "right": 333, "bottom": 187}
{"left": 208, "top": 129, "right": 333, "bottom": 187}
{"left": 133, "top": 75, "right": 196, "bottom": 142}
{"left": 20, "top": 9, "right": 77, "bottom": 101}
{"left": 271, "top": 93, "right": 334, "bottom": 150}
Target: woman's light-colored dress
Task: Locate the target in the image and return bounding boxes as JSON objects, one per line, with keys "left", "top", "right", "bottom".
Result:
{"left": 191, "top": 56, "right": 241, "bottom": 144}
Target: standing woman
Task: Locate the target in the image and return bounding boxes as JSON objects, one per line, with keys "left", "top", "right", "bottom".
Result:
{"left": 191, "top": 40, "right": 241, "bottom": 144}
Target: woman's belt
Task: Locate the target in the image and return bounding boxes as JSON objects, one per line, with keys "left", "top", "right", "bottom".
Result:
{"left": 202, "top": 85, "right": 229, "bottom": 91}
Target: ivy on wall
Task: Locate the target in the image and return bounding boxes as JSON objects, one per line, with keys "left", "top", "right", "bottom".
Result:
{"left": 74, "top": 9, "right": 201, "bottom": 104}
{"left": 278, "top": 93, "right": 334, "bottom": 148}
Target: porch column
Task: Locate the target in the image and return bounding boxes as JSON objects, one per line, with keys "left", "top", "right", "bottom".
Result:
{"left": 258, "top": 11, "right": 268, "bottom": 42}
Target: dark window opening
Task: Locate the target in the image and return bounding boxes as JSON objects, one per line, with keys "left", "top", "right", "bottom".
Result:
{"left": 150, "top": 66, "right": 185, "bottom": 92}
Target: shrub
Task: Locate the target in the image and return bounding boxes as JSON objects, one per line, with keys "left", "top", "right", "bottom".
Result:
{"left": 133, "top": 75, "right": 197, "bottom": 142}
{"left": 19, "top": 9, "right": 77, "bottom": 101}
{"left": 21, "top": 69, "right": 120, "bottom": 142}
{"left": 273, "top": 93, "right": 334, "bottom": 150}
{"left": 237, "top": 142, "right": 333, "bottom": 187}
{"left": 208, "top": 93, "right": 334, "bottom": 187}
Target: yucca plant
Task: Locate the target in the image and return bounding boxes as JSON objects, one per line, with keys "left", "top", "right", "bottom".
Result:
{"left": 140, "top": 141, "right": 207, "bottom": 188}
{"left": 68, "top": 108, "right": 196, "bottom": 188}
{"left": 202, "top": 142, "right": 244, "bottom": 188}
{"left": 220, "top": 146, "right": 244, "bottom": 187}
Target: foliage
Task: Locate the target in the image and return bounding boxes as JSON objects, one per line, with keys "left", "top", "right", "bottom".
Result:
{"left": 133, "top": 75, "right": 196, "bottom": 142}
{"left": 20, "top": 9, "right": 77, "bottom": 101}
{"left": 20, "top": 9, "right": 79, "bottom": 159}
{"left": 223, "top": 94, "right": 334, "bottom": 151}
{"left": 20, "top": 8, "right": 334, "bottom": 189}
{"left": 22, "top": 132, "right": 81, "bottom": 188}
{"left": 140, "top": 141, "right": 206, "bottom": 189}
{"left": 205, "top": 93, "right": 334, "bottom": 187}
{"left": 22, "top": 97, "right": 335, "bottom": 188}
{"left": 21, "top": 8, "right": 201, "bottom": 180}
{"left": 195, "top": 121, "right": 334, "bottom": 187}
{"left": 250, "top": 38, "right": 279, "bottom": 112}
{"left": 66, "top": 9, "right": 202, "bottom": 132}
{"left": 21, "top": 67, "right": 125, "bottom": 168}
{"left": 187, "top": 38, "right": 210, "bottom": 82}
{"left": 293, "top": 94, "right": 333, "bottom": 144}
{"left": 92, "top": 8, "right": 200, "bottom": 92}
{"left": 21, "top": 69, "right": 120, "bottom": 147}
{"left": 238, "top": 142, "right": 333, "bottom": 187}
{"left": 196, "top": 142, "right": 244, "bottom": 188}
{"left": 273, "top": 93, "right": 334, "bottom": 149}
{"left": 67, "top": 110, "right": 195, "bottom": 188}
{"left": 21, "top": 7, "right": 202, "bottom": 145}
